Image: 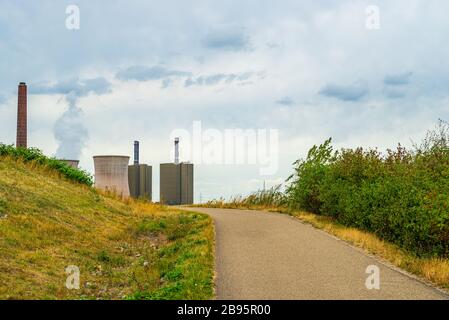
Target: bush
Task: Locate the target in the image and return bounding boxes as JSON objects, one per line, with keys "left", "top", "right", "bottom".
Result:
{"left": 0, "top": 144, "right": 93, "bottom": 186}
{"left": 285, "top": 138, "right": 334, "bottom": 213}
{"left": 286, "top": 121, "right": 449, "bottom": 257}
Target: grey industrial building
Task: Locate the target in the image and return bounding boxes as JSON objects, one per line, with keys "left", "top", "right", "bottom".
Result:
{"left": 128, "top": 141, "right": 152, "bottom": 200}
{"left": 160, "top": 162, "right": 193, "bottom": 205}
{"left": 160, "top": 138, "right": 194, "bottom": 205}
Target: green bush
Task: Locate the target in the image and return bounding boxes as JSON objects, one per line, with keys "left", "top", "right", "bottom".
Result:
{"left": 0, "top": 144, "right": 93, "bottom": 186}
{"left": 286, "top": 121, "right": 449, "bottom": 257}
{"left": 285, "top": 138, "right": 334, "bottom": 213}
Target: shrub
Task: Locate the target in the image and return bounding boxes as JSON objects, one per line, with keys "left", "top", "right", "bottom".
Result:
{"left": 285, "top": 121, "right": 449, "bottom": 257}
{"left": 285, "top": 138, "right": 334, "bottom": 213}
{"left": 0, "top": 144, "right": 93, "bottom": 186}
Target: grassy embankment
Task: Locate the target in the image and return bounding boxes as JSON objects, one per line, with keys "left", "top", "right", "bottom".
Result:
{"left": 0, "top": 151, "right": 214, "bottom": 300}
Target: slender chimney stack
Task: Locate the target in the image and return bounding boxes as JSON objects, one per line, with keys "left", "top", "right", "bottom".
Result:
{"left": 16, "top": 82, "right": 27, "bottom": 148}
{"left": 174, "top": 137, "right": 179, "bottom": 164}
{"left": 134, "top": 141, "right": 139, "bottom": 165}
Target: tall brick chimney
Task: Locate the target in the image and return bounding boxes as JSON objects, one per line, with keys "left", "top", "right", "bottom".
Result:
{"left": 16, "top": 82, "right": 27, "bottom": 148}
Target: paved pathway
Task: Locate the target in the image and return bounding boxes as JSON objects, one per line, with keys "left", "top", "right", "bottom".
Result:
{"left": 183, "top": 207, "right": 448, "bottom": 300}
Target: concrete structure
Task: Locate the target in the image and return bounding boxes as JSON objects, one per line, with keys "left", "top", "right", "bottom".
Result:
{"left": 128, "top": 141, "right": 152, "bottom": 200}
{"left": 159, "top": 138, "right": 194, "bottom": 205}
{"left": 160, "top": 162, "right": 194, "bottom": 205}
{"left": 93, "top": 155, "right": 130, "bottom": 197}
{"left": 60, "top": 160, "right": 79, "bottom": 169}
{"left": 16, "top": 82, "right": 27, "bottom": 148}
{"left": 128, "top": 164, "right": 152, "bottom": 200}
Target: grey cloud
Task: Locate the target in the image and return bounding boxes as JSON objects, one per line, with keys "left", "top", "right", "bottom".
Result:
{"left": 383, "top": 72, "right": 413, "bottom": 99}
{"left": 383, "top": 88, "right": 406, "bottom": 99}
{"left": 185, "top": 72, "right": 254, "bottom": 87}
{"left": 203, "top": 25, "right": 250, "bottom": 51}
{"left": 0, "top": 95, "right": 6, "bottom": 105}
{"left": 30, "top": 77, "right": 112, "bottom": 99}
{"left": 384, "top": 72, "right": 413, "bottom": 86}
{"left": 116, "top": 65, "right": 191, "bottom": 81}
{"left": 266, "top": 42, "right": 280, "bottom": 49}
{"left": 319, "top": 82, "right": 369, "bottom": 102}
{"left": 276, "top": 96, "right": 295, "bottom": 106}
{"left": 82, "top": 78, "right": 112, "bottom": 95}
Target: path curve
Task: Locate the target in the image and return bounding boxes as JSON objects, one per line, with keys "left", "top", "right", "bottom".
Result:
{"left": 183, "top": 207, "right": 448, "bottom": 300}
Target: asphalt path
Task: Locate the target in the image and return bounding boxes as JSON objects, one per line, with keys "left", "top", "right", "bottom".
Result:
{"left": 183, "top": 207, "right": 448, "bottom": 300}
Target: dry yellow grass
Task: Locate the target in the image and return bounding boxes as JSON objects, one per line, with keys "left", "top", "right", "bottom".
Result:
{"left": 0, "top": 157, "right": 214, "bottom": 300}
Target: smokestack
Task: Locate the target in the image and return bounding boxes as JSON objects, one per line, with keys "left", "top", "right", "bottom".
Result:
{"left": 16, "top": 82, "right": 27, "bottom": 148}
{"left": 134, "top": 141, "right": 139, "bottom": 165}
{"left": 174, "top": 137, "right": 179, "bottom": 164}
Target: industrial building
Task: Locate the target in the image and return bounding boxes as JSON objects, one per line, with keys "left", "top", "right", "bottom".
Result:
{"left": 60, "top": 160, "right": 79, "bottom": 169}
{"left": 160, "top": 138, "right": 194, "bottom": 205}
{"left": 128, "top": 141, "right": 152, "bottom": 200}
{"left": 11, "top": 81, "right": 190, "bottom": 204}
{"left": 93, "top": 155, "right": 130, "bottom": 197}
{"left": 16, "top": 82, "right": 27, "bottom": 148}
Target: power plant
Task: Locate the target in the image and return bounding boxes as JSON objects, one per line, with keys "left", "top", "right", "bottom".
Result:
{"left": 160, "top": 138, "right": 194, "bottom": 205}
{"left": 93, "top": 155, "right": 130, "bottom": 198}
{"left": 10, "top": 82, "right": 195, "bottom": 203}
{"left": 16, "top": 82, "right": 27, "bottom": 148}
{"left": 128, "top": 141, "right": 152, "bottom": 200}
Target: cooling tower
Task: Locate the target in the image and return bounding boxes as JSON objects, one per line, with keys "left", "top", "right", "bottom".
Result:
{"left": 16, "top": 82, "right": 27, "bottom": 148}
{"left": 93, "top": 155, "right": 130, "bottom": 197}
{"left": 60, "top": 160, "right": 79, "bottom": 169}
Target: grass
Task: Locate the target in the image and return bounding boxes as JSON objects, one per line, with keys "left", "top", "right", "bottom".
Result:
{"left": 195, "top": 200, "right": 449, "bottom": 292}
{"left": 0, "top": 156, "right": 214, "bottom": 300}
{"left": 0, "top": 144, "right": 93, "bottom": 186}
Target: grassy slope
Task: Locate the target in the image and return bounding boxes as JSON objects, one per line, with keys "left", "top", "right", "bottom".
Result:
{"left": 194, "top": 202, "right": 449, "bottom": 292}
{"left": 0, "top": 157, "right": 214, "bottom": 300}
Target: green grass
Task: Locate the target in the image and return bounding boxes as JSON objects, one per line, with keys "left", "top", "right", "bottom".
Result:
{"left": 127, "top": 212, "right": 215, "bottom": 300}
{"left": 0, "top": 155, "right": 214, "bottom": 300}
{"left": 0, "top": 144, "right": 93, "bottom": 186}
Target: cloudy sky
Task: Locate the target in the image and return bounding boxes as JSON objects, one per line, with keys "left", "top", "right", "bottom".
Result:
{"left": 1, "top": 1, "right": 449, "bottom": 202}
